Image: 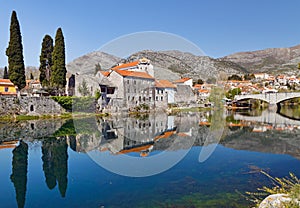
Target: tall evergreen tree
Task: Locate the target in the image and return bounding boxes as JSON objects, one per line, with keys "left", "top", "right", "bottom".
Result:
{"left": 6, "top": 11, "right": 26, "bottom": 89}
{"left": 3, "top": 66, "right": 9, "bottom": 79}
{"left": 39, "top": 35, "right": 53, "bottom": 87}
{"left": 51, "top": 28, "right": 66, "bottom": 93}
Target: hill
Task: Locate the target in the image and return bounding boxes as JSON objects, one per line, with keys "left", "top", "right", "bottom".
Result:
{"left": 66, "top": 51, "right": 121, "bottom": 75}
{"left": 222, "top": 44, "right": 300, "bottom": 75}
{"left": 67, "top": 50, "right": 248, "bottom": 82}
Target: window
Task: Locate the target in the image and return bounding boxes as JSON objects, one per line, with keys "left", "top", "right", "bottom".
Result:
{"left": 156, "top": 96, "right": 158, "bottom": 101}
{"left": 127, "top": 80, "right": 129, "bottom": 84}
{"left": 143, "top": 97, "right": 146, "bottom": 101}
{"left": 139, "top": 96, "right": 141, "bottom": 102}
{"left": 128, "top": 88, "right": 130, "bottom": 93}
{"left": 4, "top": 87, "right": 8, "bottom": 92}
{"left": 149, "top": 97, "right": 151, "bottom": 101}
{"left": 161, "top": 96, "right": 163, "bottom": 101}
{"left": 134, "top": 80, "right": 136, "bottom": 85}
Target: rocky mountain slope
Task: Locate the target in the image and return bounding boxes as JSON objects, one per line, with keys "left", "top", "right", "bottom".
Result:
{"left": 222, "top": 44, "right": 300, "bottom": 74}
{"left": 66, "top": 51, "right": 121, "bottom": 75}
{"left": 67, "top": 50, "right": 248, "bottom": 82}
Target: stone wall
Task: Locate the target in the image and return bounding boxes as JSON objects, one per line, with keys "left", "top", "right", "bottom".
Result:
{"left": 0, "top": 96, "right": 65, "bottom": 116}
{"left": 0, "top": 119, "right": 65, "bottom": 140}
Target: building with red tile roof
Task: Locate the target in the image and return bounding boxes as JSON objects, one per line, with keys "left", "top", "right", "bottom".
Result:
{"left": 0, "top": 79, "right": 17, "bottom": 96}
{"left": 173, "top": 77, "right": 193, "bottom": 88}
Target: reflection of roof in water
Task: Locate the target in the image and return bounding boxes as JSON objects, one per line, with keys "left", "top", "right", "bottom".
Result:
{"left": 0, "top": 140, "right": 19, "bottom": 149}
{"left": 118, "top": 144, "right": 153, "bottom": 155}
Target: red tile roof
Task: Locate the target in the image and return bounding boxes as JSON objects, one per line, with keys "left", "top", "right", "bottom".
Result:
{"left": 198, "top": 89, "right": 209, "bottom": 93}
{"left": 155, "top": 80, "right": 176, "bottom": 88}
{"left": 173, "top": 77, "right": 191, "bottom": 83}
{"left": 112, "top": 69, "right": 155, "bottom": 80}
{"left": 111, "top": 61, "right": 139, "bottom": 70}
{"left": 100, "top": 71, "right": 110, "bottom": 77}
{"left": 0, "top": 79, "right": 15, "bottom": 86}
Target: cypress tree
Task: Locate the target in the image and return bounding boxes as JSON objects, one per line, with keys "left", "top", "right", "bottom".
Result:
{"left": 3, "top": 66, "right": 9, "bottom": 79}
{"left": 51, "top": 28, "right": 66, "bottom": 93}
{"left": 6, "top": 11, "right": 26, "bottom": 89}
{"left": 39, "top": 35, "right": 53, "bottom": 87}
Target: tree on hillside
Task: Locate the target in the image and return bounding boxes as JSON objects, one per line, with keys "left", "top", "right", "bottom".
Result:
{"left": 50, "top": 28, "right": 66, "bottom": 94}
{"left": 39, "top": 34, "right": 53, "bottom": 87}
{"left": 3, "top": 66, "right": 9, "bottom": 79}
{"left": 30, "top": 72, "right": 34, "bottom": 80}
{"left": 244, "top": 73, "right": 255, "bottom": 80}
{"left": 95, "top": 63, "right": 102, "bottom": 75}
{"left": 228, "top": 74, "right": 242, "bottom": 81}
{"left": 6, "top": 11, "right": 26, "bottom": 89}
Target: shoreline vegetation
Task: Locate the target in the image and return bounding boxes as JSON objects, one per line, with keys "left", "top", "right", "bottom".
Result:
{"left": 1, "top": 96, "right": 299, "bottom": 122}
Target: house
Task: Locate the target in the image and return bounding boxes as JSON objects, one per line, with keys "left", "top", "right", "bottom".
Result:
{"left": 155, "top": 80, "right": 177, "bottom": 104}
{"left": 173, "top": 77, "right": 193, "bottom": 88}
{"left": 21, "top": 80, "right": 47, "bottom": 97}
{"left": 254, "top": 73, "right": 269, "bottom": 80}
{"left": 276, "top": 75, "right": 287, "bottom": 85}
{"left": 112, "top": 57, "right": 154, "bottom": 77}
{"left": 107, "top": 68, "right": 155, "bottom": 110}
{"left": 0, "top": 79, "right": 17, "bottom": 96}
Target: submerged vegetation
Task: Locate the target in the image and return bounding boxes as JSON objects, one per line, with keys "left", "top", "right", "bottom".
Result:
{"left": 246, "top": 171, "right": 300, "bottom": 207}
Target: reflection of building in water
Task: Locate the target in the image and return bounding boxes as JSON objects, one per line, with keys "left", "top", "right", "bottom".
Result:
{"left": 41, "top": 137, "right": 68, "bottom": 198}
{"left": 98, "top": 114, "right": 195, "bottom": 157}
{"left": 10, "top": 140, "right": 28, "bottom": 208}
{"left": 68, "top": 113, "right": 198, "bottom": 156}
{"left": 0, "top": 140, "right": 19, "bottom": 149}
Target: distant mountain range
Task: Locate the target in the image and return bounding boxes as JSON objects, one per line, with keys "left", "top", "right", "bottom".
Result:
{"left": 67, "top": 44, "right": 300, "bottom": 81}
{"left": 66, "top": 50, "right": 247, "bottom": 81}
{"left": 222, "top": 44, "right": 300, "bottom": 75}
{"left": 2, "top": 44, "right": 300, "bottom": 82}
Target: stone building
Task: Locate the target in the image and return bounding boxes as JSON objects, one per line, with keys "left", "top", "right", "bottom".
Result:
{"left": 106, "top": 68, "right": 155, "bottom": 111}
{"left": 155, "top": 80, "right": 177, "bottom": 107}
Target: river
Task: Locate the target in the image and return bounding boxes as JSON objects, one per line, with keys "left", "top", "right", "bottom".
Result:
{"left": 1, "top": 107, "right": 300, "bottom": 207}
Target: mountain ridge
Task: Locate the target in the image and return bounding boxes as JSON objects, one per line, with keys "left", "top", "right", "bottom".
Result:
{"left": 221, "top": 44, "right": 300, "bottom": 74}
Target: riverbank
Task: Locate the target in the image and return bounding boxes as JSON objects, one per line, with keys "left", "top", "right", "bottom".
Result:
{"left": 0, "top": 112, "right": 109, "bottom": 122}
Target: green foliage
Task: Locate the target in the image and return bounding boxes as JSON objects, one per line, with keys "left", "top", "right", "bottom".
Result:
{"left": 51, "top": 96, "right": 73, "bottom": 111}
{"left": 244, "top": 73, "right": 255, "bottom": 80}
{"left": 6, "top": 11, "right": 26, "bottom": 89}
{"left": 72, "top": 96, "right": 96, "bottom": 112}
{"left": 209, "top": 86, "right": 225, "bottom": 108}
{"left": 3, "top": 66, "right": 9, "bottom": 79}
{"left": 95, "top": 89, "right": 101, "bottom": 100}
{"left": 51, "top": 28, "right": 66, "bottom": 92}
{"left": 39, "top": 34, "right": 53, "bottom": 87}
{"left": 78, "top": 79, "right": 91, "bottom": 96}
{"left": 226, "top": 88, "right": 241, "bottom": 99}
{"left": 51, "top": 96, "right": 96, "bottom": 113}
{"left": 228, "top": 74, "right": 242, "bottom": 81}
{"left": 246, "top": 171, "right": 300, "bottom": 207}
{"left": 95, "top": 63, "right": 101, "bottom": 75}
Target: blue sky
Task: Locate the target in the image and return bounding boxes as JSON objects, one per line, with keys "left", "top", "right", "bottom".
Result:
{"left": 0, "top": 0, "right": 300, "bottom": 66}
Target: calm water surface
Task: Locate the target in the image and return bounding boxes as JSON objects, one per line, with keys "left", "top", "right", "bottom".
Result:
{"left": 1, "top": 109, "right": 300, "bottom": 208}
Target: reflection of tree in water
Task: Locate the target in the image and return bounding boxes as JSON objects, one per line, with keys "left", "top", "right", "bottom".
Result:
{"left": 42, "top": 137, "right": 68, "bottom": 197}
{"left": 10, "top": 140, "right": 28, "bottom": 208}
